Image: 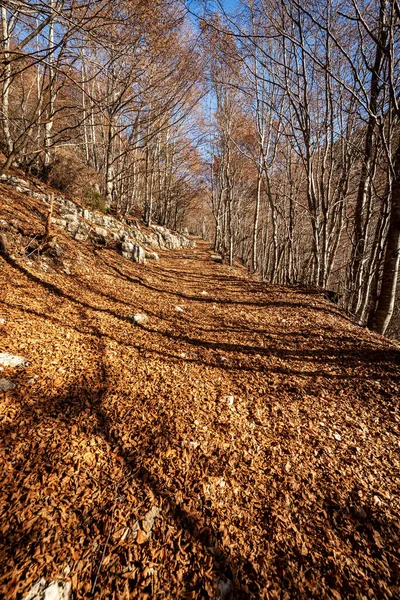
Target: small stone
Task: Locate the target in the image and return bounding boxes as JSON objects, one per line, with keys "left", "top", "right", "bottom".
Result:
{"left": 142, "top": 506, "right": 160, "bottom": 533}
{"left": 0, "top": 352, "right": 28, "bottom": 368}
{"left": 352, "top": 505, "right": 367, "bottom": 520}
{"left": 23, "top": 578, "right": 72, "bottom": 600}
{"left": 333, "top": 432, "right": 342, "bottom": 441}
{"left": 200, "top": 290, "right": 208, "bottom": 295}
{"left": 224, "top": 395, "right": 234, "bottom": 407}
{"left": 174, "top": 305, "right": 184, "bottom": 312}
{"left": 0, "top": 378, "right": 15, "bottom": 392}
{"left": 144, "top": 251, "right": 159, "bottom": 260}
{"left": 94, "top": 226, "right": 108, "bottom": 238}
{"left": 130, "top": 313, "right": 148, "bottom": 326}
{"left": 217, "top": 577, "right": 232, "bottom": 600}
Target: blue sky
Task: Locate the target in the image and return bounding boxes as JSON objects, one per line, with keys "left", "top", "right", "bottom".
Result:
{"left": 222, "top": 0, "right": 239, "bottom": 9}
{"left": 188, "top": 0, "right": 240, "bottom": 14}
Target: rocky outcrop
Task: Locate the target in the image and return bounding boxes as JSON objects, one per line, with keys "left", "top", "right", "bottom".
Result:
{"left": 0, "top": 173, "right": 195, "bottom": 264}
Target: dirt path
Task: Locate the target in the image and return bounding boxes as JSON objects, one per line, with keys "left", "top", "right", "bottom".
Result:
{"left": 1, "top": 239, "right": 399, "bottom": 599}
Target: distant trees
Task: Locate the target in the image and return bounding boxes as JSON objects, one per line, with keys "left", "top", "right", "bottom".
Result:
{"left": 201, "top": 0, "right": 400, "bottom": 336}
{"left": 0, "top": 0, "right": 205, "bottom": 230}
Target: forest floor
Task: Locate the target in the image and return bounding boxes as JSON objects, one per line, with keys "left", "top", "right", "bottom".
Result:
{"left": 1, "top": 186, "right": 400, "bottom": 599}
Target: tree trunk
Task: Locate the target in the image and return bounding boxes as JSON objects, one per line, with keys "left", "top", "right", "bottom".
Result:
{"left": 371, "top": 143, "right": 400, "bottom": 335}
{"left": 44, "top": 0, "right": 55, "bottom": 170}
{"left": 105, "top": 120, "right": 114, "bottom": 209}
{"left": 252, "top": 164, "right": 262, "bottom": 273}
{"left": 1, "top": 6, "right": 13, "bottom": 157}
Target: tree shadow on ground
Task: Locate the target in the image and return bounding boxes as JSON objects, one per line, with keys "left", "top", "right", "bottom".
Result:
{"left": 2, "top": 252, "right": 399, "bottom": 387}
{"left": 0, "top": 346, "right": 250, "bottom": 598}
{"left": 2, "top": 345, "right": 398, "bottom": 599}
{"left": 1, "top": 252, "right": 400, "bottom": 598}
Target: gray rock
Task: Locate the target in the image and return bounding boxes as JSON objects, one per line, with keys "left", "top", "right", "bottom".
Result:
{"left": 9, "top": 176, "right": 29, "bottom": 188}
{"left": 217, "top": 577, "right": 232, "bottom": 600}
{"left": 66, "top": 222, "right": 79, "bottom": 236}
{"left": 142, "top": 506, "right": 161, "bottom": 533}
{"left": 144, "top": 250, "right": 159, "bottom": 260}
{"left": 94, "top": 226, "right": 108, "bottom": 241}
{"left": 224, "top": 395, "right": 235, "bottom": 407}
{"left": 121, "top": 240, "right": 134, "bottom": 259}
{"left": 64, "top": 213, "right": 78, "bottom": 222}
{"left": 132, "top": 244, "right": 146, "bottom": 264}
{"left": 23, "top": 578, "right": 72, "bottom": 600}
{"left": 74, "top": 232, "right": 87, "bottom": 242}
{"left": 0, "top": 378, "right": 15, "bottom": 392}
{"left": 32, "top": 192, "right": 47, "bottom": 201}
{"left": 0, "top": 352, "right": 28, "bottom": 367}
{"left": 51, "top": 218, "right": 67, "bottom": 229}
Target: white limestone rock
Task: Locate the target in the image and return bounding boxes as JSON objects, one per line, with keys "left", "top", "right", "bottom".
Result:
{"left": 23, "top": 578, "right": 72, "bottom": 600}
{"left": 0, "top": 352, "right": 28, "bottom": 367}
{"left": 130, "top": 313, "right": 149, "bottom": 325}
{"left": 145, "top": 250, "right": 159, "bottom": 260}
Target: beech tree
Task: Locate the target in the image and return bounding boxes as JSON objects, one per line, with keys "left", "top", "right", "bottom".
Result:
{"left": 196, "top": 0, "right": 400, "bottom": 336}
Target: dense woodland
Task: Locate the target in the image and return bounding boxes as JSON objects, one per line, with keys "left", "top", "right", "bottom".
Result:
{"left": 1, "top": 0, "right": 400, "bottom": 338}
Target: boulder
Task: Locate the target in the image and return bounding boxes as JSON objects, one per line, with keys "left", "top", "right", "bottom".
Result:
{"left": 121, "top": 240, "right": 134, "bottom": 259}
{"left": 132, "top": 244, "right": 146, "bottom": 264}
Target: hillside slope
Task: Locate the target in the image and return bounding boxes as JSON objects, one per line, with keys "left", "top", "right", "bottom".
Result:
{"left": 0, "top": 183, "right": 399, "bottom": 599}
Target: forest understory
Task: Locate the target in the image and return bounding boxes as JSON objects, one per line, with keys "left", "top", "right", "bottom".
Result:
{"left": 0, "top": 186, "right": 399, "bottom": 599}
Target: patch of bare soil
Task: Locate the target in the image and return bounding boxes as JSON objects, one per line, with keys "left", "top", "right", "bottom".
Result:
{"left": 0, "top": 187, "right": 399, "bottom": 599}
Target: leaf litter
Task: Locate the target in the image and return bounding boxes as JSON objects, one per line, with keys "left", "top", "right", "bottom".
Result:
{"left": 0, "top": 189, "right": 400, "bottom": 598}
